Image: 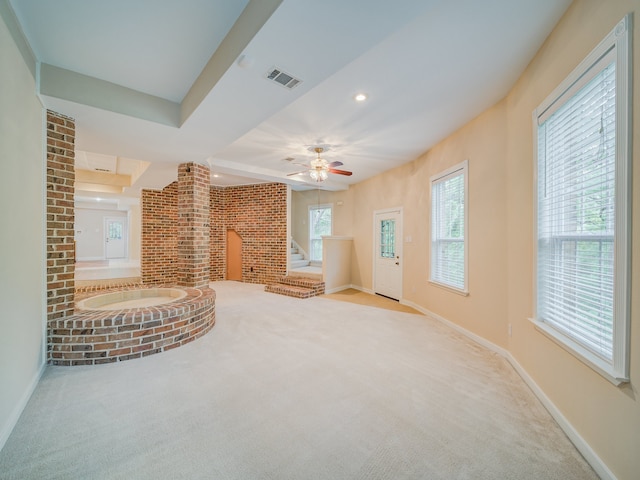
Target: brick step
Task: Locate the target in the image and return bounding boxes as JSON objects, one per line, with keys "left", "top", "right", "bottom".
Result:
{"left": 265, "top": 283, "right": 316, "bottom": 299}
{"left": 265, "top": 276, "right": 325, "bottom": 299}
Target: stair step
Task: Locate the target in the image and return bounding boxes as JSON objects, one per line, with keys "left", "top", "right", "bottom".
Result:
{"left": 265, "top": 276, "right": 325, "bottom": 299}
{"left": 290, "top": 259, "right": 310, "bottom": 269}
{"left": 265, "top": 283, "right": 315, "bottom": 299}
{"left": 291, "top": 253, "right": 304, "bottom": 261}
{"left": 288, "top": 270, "right": 323, "bottom": 281}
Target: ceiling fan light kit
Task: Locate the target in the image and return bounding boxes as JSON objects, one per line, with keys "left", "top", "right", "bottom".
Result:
{"left": 287, "top": 147, "right": 352, "bottom": 183}
{"left": 310, "top": 168, "right": 328, "bottom": 182}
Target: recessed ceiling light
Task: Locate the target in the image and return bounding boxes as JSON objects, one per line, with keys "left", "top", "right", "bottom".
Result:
{"left": 213, "top": 174, "right": 220, "bottom": 178}
{"left": 354, "top": 93, "right": 367, "bottom": 102}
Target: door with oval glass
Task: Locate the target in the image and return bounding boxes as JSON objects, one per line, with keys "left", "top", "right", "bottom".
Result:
{"left": 374, "top": 208, "right": 402, "bottom": 300}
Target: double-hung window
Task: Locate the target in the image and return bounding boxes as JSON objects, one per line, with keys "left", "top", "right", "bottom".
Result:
{"left": 430, "top": 160, "right": 468, "bottom": 294}
{"left": 309, "top": 204, "right": 332, "bottom": 262}
{"left": 533, "top": 16, "right": 631, "bottom": 384}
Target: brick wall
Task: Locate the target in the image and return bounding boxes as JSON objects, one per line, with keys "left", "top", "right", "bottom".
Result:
{"left": 46, "top": 111, "right": 75, "bottom": 345}
{"left": 141, "top": 182, "right": 177, "bottom": 284}
{"left": 177, "top": 162, "right": 210, "bottom": 287}
{"left": 209, "top": 186, "right": 225, "bottom": 280}
{"left": 211, "top": 183, "right": 287, "bottom": 285}
{"left": 143, "top": 180, "right": 287, "bottom": 286}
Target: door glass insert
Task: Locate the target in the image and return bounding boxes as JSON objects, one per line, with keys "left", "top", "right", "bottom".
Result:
{"left": 380, "top": 219, "right": 395, "bottom": 258}
{"left": 108, "top": 221, "right": 123, "bottom": 240}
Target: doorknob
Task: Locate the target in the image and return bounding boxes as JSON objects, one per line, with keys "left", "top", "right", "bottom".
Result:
{"left": 395, "top": 261, "right": 399, "bottom": 265}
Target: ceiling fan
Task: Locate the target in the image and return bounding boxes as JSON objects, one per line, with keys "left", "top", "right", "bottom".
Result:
{"left": 287, "top": 147, "right": 352, "bottom": 182}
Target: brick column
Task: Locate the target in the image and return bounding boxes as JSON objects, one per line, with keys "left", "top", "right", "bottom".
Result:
{"left": 177, "top": 162, "right": 210, "bottom": 287}
{"left": 141, "top": 183, "right": 178, "bottom": 285}
{"left": 46, "top": 111, "right": 75, "bottom": 344}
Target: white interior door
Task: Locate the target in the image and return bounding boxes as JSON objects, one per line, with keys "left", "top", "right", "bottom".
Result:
{"left": 105, "top": 217, "right": 127, "bottom": 259}
{"left": 374, "top": 208, "right": 402, "bottom": 300}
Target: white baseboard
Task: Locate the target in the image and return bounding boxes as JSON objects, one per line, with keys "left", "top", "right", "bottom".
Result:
{"left": 505, "top": 353, "right": 616, "bottom": 480}
{"left": 324, "top": 284, "right": 354, "bottom": 294}
{"left": 348, "top": 284, "right": 374, "bottom": 295}
{"left": 400, "top": 299, "right": 616, "bottom": 480}
{"left": 0, "top": 361, "right": 46, "bottom": 452}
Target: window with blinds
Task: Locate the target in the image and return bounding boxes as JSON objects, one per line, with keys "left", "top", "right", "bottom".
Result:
{"left": 534, "top": 15, "right": 631, "bottom": 383}
{"left": 430, "top": 160, "right": 468, "bottom": 293}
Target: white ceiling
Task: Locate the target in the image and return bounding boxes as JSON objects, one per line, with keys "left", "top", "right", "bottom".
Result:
{"left": 9, "top": 0, "right": 571, "bottom": 195}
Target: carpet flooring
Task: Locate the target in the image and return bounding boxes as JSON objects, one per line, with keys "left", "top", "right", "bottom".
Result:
{"left": 0, "top": 281, "right": 597, "bottom": 479}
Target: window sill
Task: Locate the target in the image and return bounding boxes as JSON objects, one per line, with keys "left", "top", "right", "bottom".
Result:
{"left": 428, "top": 280, "right": 469, "bottom": 297}
{"left": 528, "top": 318, "right": 628, "bottom": 386}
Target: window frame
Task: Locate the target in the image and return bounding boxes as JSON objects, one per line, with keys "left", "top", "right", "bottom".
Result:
{"left": 429, "top": 160, "right": 469, "bottom": 295}
{"left": 531, "top": 15, "right": 632, "bottom": 385}
{"left": 308, "top": 203, "right": 333, "bottom": 262}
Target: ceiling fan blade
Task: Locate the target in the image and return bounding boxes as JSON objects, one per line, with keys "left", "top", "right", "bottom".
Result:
{"left": 328, "top": 161, "right": 343, "bottom": 168}
{"left": 287, "top": 170, "right": 307, "bottom": 177}
{"left": 329, "top": 168, "right": 352, "bottom": 176}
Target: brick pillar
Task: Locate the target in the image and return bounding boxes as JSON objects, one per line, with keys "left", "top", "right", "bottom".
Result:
{"left": 141, "top": 183, "right": 178, "bottom": 285}
{"left": 177, "top": 162, "right": 210, "bottom": 287}
{"left": 46, "top": 111, "right": 75, "bottom": 350}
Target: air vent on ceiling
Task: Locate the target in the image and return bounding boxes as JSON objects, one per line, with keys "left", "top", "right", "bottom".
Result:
{"left": 266, "top": 67, "right": 302, "bottom": 89}
{"left": 94, "top": 168, "right": 112, "bottom": 172}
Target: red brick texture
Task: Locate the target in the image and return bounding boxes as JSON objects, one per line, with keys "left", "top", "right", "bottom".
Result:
{"left": 265, "top": 276, "right": 325, "bottom": 298}
{"left": 177, "top": 163, "right": 210, "bottom": 287}
{"left": 141, "top": 182, "right": 177, "bottom": 284}
{"left": 46, "top": 111, "right": 75, "bottom": 359}
{"left": 142, "top": 180, "right": 287, "bottom": 286}
{"left": 210, "top": 183, "right": 288, "bottom": 285}
{"left": 50, "top": 285, "right": 216, "bottom": 366}
{"left": 209, "top": 186, "right": 225, "bottom": 281}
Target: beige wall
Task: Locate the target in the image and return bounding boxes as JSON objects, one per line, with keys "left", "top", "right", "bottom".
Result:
{"left": 505, "top": 2, "right": 640, "bottom": 479}
{"left": 0, "top": 12, "right": 45, "bottom": 448}
{"left": 347, "top": 1, "right": 639, "bottom": 478}
{"left": 351, "top": 101, "right": 509, "bottom": 347}
{"left": 291, "top": 188, "right": 354, "bottom": 255}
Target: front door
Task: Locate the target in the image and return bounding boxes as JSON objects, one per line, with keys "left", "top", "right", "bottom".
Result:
{"left": 105, "top": 217, "right": 126, "bottom": 259}
{"left": 374, "top": 208, "right": 402, "bottom": 300}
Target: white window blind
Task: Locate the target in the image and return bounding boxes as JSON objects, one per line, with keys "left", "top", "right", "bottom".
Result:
{"left": 537, "top": 57, "right": 616, "bottom": 359}
{"left": 534, "top": 15, "right": 631, "bottom": 383}
{"left": 430, "top": 161, "right": 468, "bottom": 293}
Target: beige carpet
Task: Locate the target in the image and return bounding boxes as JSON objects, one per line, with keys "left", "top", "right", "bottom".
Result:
{"left": 0, "top": 281, "right": 597, "bottom": 480}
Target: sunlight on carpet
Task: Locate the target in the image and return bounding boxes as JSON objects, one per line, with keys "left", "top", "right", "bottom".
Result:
{"left": 322, "top": 289, "right": 421, "bottom": 315}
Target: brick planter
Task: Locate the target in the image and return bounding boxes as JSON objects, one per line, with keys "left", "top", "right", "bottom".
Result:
{"left": 49, "top": 285, "right": 216, "bottom": 366}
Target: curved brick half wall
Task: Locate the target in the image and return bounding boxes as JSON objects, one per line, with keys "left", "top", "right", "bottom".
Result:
{"left": 50, "top": 285, "right": 216, "bottom": 366}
